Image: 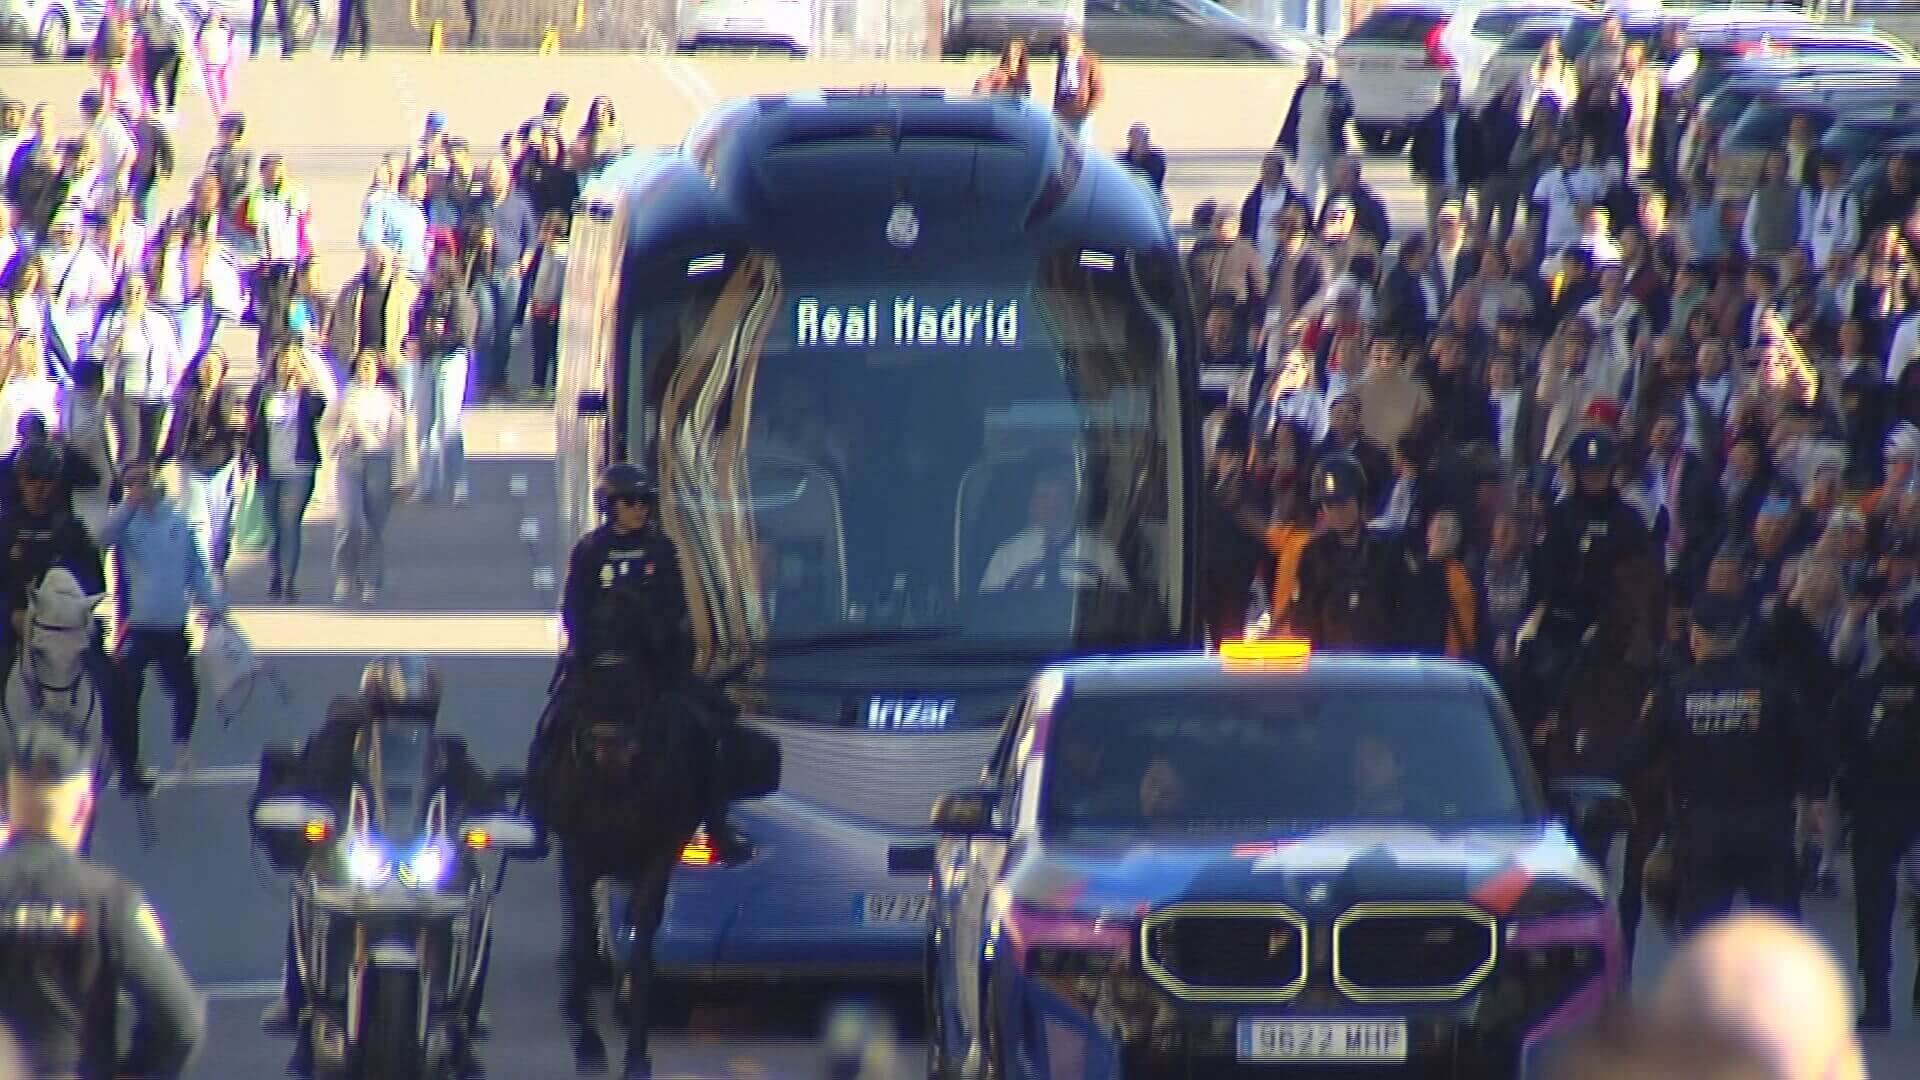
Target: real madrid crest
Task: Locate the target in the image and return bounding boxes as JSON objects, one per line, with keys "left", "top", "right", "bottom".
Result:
{"left": 886, "top": 203, "right": 920, "bottom": 250}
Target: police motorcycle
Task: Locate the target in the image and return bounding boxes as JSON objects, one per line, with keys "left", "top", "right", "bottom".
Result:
{"left": 248, "top": 664, "right": 543, "bottom": 1079}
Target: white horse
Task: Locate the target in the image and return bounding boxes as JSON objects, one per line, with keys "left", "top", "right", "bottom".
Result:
{"left": 1, "top": 566, "right": 106, "bottom": 754}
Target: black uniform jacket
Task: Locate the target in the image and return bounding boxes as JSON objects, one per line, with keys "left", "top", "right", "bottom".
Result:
{"left": 0, "top": 832, "right": 204, "bottom": 1079}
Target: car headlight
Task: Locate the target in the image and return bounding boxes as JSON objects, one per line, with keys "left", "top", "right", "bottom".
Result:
{"left": 345, "top": 837, "right": 393, "bottom": 886}
{"left": 399, "top": 841, "right": 453, "bottom": 888}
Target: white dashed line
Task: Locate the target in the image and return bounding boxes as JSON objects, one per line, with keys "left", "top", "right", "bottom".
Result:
{"left": 202, "top": 981, "right": 281, "bottom": 1001}
{"left": 153, "top": 765, "right": 257, "bottom": 789}
{"left": 531, "top": 567, "right": 556, "bottom": 590}
{"left": 519, "top": 518, "right": 542, "bottom": 543}
{"left": 509, "top": 474, "right": 529, "bottom": 497}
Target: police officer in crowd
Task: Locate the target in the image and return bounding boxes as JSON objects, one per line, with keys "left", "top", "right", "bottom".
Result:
{"left": 1526, "top": 430, "right": 1659, "bottom": 673}
{"left": 0, "top": 443, "right": 106, "bottom": 682}
{"left": 0, "top": 723, "right": 204, "bottom": 1078}
{"left": 559, "top": 463, "right": 748, "bottom": 862}
{"left": 1292, "top": 454, "right": 1396, "bottom": 648}
{"left": 1623, "top": 593, "right": 1830, "bottom": 934}
{"left": 1832, "top": 602, "right": 1920, "bottom": 1030}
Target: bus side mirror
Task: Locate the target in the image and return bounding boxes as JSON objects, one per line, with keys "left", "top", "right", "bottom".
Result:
{"left": 577, "top": 391, "right": 609, "bottom": 415}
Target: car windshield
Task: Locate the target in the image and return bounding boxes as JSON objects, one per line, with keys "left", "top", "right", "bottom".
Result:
{"left": 1473, "top": 8, "right": 1575, "bottom": 39}
{"left": 1041, "top": 686, "right": 1527, "bottom": 831}
{"left": 1496, "top": 22, "right": 1571, "bottom": 54}
{"left": 1345, "top": 8, "right": 1450, "bottom": 44}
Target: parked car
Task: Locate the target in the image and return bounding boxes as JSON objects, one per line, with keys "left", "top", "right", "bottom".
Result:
{"left": 940, "top": 0, "right": 1083, "bottom": 57}
{"left": 677, "top": 0, "right": 818, "bottom": 54}
{"left": 1715, "top": 80, "right": 1920, "bottom": 196}
{"left": 1337, "top": 0, "right": 1590, "bottom": 153}
{"left": 1822, "top": 112, "right": 1920, "bottom": 183}
{"left": 1084, "top": 0, "right": 1325, "bottom": 61}
{"left": 4, "top": 0, "right": 319, "bottom": 59}
{"left": 1680, "top": 60, "right": 1918, "bottom": 178}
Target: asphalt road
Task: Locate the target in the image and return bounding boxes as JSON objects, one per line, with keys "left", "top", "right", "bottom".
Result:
{"left": 0, "top": 51, "right": 1914, "bottom": 1077}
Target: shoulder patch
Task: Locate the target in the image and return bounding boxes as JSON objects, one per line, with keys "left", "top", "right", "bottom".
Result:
{"left": 134, "top": 903, "right": 167, "bottom": 946}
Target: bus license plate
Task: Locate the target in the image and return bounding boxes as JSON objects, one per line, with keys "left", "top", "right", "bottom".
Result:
{"left": 1237, "top": 1020, "right": 1409, "bottom": 1063}
{"left": 858, "top": 894, "right": 931, "bottom": 924}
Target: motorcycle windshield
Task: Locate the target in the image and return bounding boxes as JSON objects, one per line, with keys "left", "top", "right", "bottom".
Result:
{"left": 360, "top": 721, "right": 436, "bottom": 839}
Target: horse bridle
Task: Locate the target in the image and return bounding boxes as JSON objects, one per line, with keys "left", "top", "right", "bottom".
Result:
{"left": 23, "top": 616, "right": 89, "bottom": 715}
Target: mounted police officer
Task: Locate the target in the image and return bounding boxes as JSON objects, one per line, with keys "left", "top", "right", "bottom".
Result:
{"left": 558, "top": 463, "right": 748, "bottom": 862}
{"left": 0, "top": 723, "right": 204, "bottom": 1078}
{"left": 1623, "top": 594, "right": 1829, "bottom": 936}
{"left": 1832, "top": 602, "right": 1920, "bottom": 1030}
{"left": 1522, "top": 430, "right": 1659, "bottom": 711}
{"left": 1291, "top": 453, "right": 1397, "bottom": 649}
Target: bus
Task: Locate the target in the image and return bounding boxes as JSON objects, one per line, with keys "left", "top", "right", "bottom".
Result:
{"left": 554, "top": 89, "right": 1201, "bottom": 990}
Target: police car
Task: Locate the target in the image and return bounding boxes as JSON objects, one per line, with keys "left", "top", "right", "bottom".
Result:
{"left": 922, "top": 642, "right": 1629, "bottom": 1079}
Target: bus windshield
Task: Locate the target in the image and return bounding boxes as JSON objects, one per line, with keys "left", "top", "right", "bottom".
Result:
{"left": 648, "top": 247, "right": 1186, "bottom": 666}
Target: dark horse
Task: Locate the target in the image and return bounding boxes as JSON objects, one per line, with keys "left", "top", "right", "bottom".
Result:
{"left": 525, "top": 659, "right": 709, "bottom": 1076}
{"left": 1527, "top": 553, "right": 1668, "bottom": 967}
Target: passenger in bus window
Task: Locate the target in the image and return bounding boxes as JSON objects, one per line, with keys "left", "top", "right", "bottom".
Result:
{"left": 977, "top": 464, "right": 1126, "bottom": 593}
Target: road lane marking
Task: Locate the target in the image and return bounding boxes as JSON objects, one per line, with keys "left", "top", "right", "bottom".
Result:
{"left": 520, "top": 517, "right": 542, "bottom": 542}
{"left": 228, "top": 611, "right": 563, "bottom": 655}
{"left": 531, "top": 566, "right": 556, "bottom": 590}
{"left": 154, "top": 765, "right": 257, "bottom": 788}
{"left": 510, "top": 474, "right": 529, "bottom": 497}
{"left": 202, "top": 980, "right": 281, "bottom": 1000}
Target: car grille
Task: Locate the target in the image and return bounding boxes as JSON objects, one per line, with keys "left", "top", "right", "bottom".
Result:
{"left": 1334, "top": 906, "right": 1498, "bottom": 1002}
{"left": 1141, "top": 906, "right": 1308, "bottom": 1000}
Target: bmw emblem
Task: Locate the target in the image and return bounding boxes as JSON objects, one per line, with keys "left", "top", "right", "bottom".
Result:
{"left": 886, "top": 203, "right": 920, "bottom": 249}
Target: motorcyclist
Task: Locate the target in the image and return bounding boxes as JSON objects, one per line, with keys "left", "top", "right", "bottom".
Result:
{"left": 260, "top": 656, "right": 501, "bottom": 1079}
{"left": 559, "top": 463, "right": 749, "bottom": 863}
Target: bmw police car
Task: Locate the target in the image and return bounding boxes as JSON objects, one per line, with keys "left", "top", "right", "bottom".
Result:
{"left": 922, "top": 642, "right": 1630, "bottom": 1078}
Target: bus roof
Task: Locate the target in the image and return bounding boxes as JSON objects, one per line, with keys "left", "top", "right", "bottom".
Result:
{"left": 581, "top": 91, "right": 1179, "bottom": 269}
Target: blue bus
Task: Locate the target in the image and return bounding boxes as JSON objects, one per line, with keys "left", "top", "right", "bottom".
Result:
{"left": 553, "top": 88, "right": 1202, "bottom": 993}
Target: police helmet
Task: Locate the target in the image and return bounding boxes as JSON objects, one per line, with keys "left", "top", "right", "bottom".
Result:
{"left": 16, "top": 441, "right": 61, "bottom": 483}
{"left": 1567, "top": 429, "right": 1618, "bottom": 471}
{"left": 359, "top": 656, "right": 443, "bottom": 722}
{"left": 1311, "top": 454, "right": 1366, "bottom": 504}
{"left": 595, "top": 462, "right": 657, "bottom": 513}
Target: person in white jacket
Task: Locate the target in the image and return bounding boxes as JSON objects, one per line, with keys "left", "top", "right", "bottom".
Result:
{"left": 89, "top": 272, "right": 183, "bottom": 465}
{"left": 0, "top": 336, "right": 63, "bottom": 457}
{"left": 1799, "top": 157, "right": 1860, "bottom": 273}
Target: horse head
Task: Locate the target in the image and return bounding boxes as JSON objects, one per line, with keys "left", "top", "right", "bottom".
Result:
{"left": 24, "top": 567, "right": 101, "bottom": 691}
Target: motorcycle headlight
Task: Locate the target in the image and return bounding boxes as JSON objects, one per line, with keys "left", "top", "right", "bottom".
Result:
{"left": 345, "top": 837, "right": 393, "bottom": 886}
{"left": 399, "top": 841, "right": 453, "bottom": 888}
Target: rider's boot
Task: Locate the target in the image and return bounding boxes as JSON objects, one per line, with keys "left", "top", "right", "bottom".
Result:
{"left": 572, "top": 1024, "right": 609, "bottom": 1075}
{"left": 705, "top": 809, "right": 752, "bottom": 865}
{"left": 620, "top": 1050, "right": 654, "bottom": 1080}
{"left": 454, "top": 1031, "right": 487, "bottom": 1080}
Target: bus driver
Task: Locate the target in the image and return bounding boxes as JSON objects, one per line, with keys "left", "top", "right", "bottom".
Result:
{"left": 977, "top": 465, "right": 1128, "bottom": 593}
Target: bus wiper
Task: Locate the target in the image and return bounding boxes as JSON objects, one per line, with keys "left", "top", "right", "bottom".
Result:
{"left": 752, "top": 626, "right": 965, "bottom": 654}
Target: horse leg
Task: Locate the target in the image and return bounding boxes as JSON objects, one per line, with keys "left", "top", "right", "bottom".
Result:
{"left": 1618, "top": 819, "right": 1658, "bottom": 974}
{"left": 618, "top": 848, "right": 679, "bottom": 1076}
{"left": 557, "top": 837, "right": 610, "bottom": 1071}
